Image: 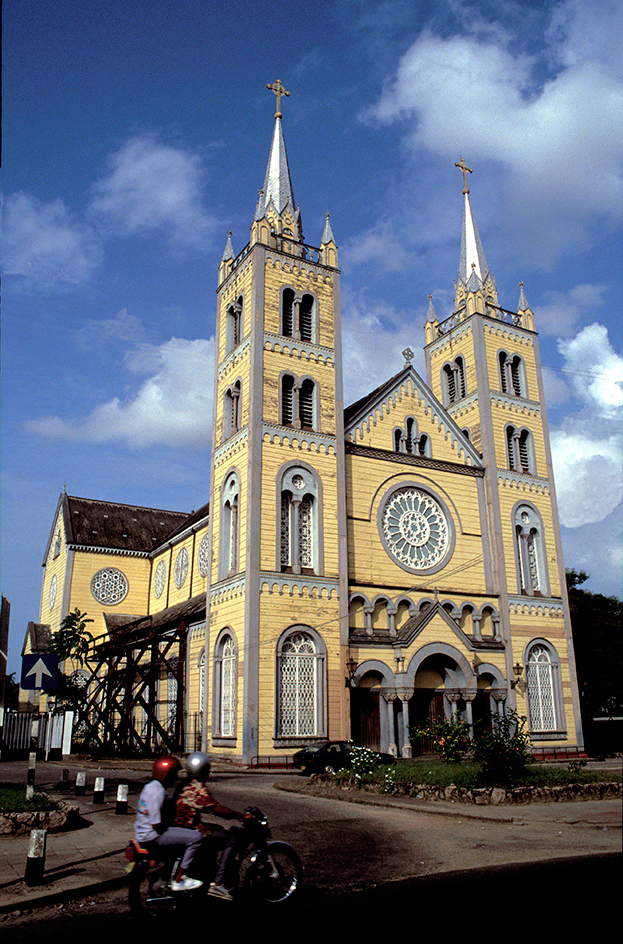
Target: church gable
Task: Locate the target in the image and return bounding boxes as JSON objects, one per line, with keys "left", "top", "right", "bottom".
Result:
{"left": 344, "top": 365, "right": 481, "bottom": 468}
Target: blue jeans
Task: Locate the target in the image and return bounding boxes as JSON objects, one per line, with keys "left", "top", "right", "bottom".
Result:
{"left": 150, "top": 826, "right": 203, "bottom": 873}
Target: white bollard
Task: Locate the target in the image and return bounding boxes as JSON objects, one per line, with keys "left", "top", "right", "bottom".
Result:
{"left": 93, "top": 776, "right": 105, "bottom": 803}
{"left": 75, "top": 771, "right": 86, "bottom": 796}
{"left": 115, "top": 783, "right": 129, "bottom": 815}
{"left": 25, "top": 828, "right": 47, "bottom": 886}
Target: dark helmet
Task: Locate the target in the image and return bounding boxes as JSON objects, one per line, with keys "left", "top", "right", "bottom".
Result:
{"left": 186, "top": 751, "right": 211, "bottom": 782}
{"left": 152, "top": 755, "right": 181, "bottom": 783}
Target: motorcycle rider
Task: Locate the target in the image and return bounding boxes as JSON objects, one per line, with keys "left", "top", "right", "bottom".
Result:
{"left": 174, "top": 751, "right": 251, "bottom": 901}
{"left": 135, "top": 755, "right": 203, "bottom": 892}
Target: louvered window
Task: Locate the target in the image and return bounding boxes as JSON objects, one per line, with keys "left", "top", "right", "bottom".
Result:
{"left": 281, "top": 375, "right": 294, "bottom": 425}
{"left": 299, "top": 379, "right": 315, "bottom": 429}
{"left": 299, "top": 294, "right": 314, "bottom": 342}
{"left": 282, "top": 289, "right": 295, "bottom": 337}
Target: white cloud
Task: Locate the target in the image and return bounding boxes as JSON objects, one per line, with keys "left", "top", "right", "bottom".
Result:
{"left": 533, "top": 283, "right": 607, "bottom": 338}
{"left": 89, "top": 134, "right": 217, "bottom": 250}
{"left": 550, "top": 323, "right": 623, "bottom": 528}
{"left": 28, "top": 337, "right": 215, "bottom": 450}
{"left": 365, "top": 0, "right": 623, "bottom": 264}
{"left": 557, "top": 323, "right": 623, "bottom": 416}
{"left": 2, "top": 192, "right": 102, "bottom": 290}
{"left": 341, "top": 292, "right": 427, "bottom": 406}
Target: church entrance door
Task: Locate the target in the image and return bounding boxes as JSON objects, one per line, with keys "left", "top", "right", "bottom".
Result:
{"left": 409, "top": 690, "right": 445, "bottom": 756}
{"left": 350, "top": 688, "right": 381, "bottom": 752}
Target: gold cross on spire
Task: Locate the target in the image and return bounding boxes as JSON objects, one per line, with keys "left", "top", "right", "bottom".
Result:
{"left": 454, "top": 157, "right": 473, "bottom": 194}
{"left": 266, "top": 78, "right": 290, "bottom": 118}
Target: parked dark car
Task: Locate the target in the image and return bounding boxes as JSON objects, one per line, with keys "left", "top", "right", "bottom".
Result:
{"left": 292, "top": 740, "right": 395, "bottom": 774}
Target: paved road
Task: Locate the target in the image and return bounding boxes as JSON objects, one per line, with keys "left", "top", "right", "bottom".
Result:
{"left": 1, "top": 760, "right": 620, "bottom": 935}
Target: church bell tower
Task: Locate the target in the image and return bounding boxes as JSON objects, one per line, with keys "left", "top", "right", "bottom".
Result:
{"left": 424, "top": 160, "right": 583, "bottom": 745}
{"left": 206, "top": 82, "right": 350, "bottom": 764}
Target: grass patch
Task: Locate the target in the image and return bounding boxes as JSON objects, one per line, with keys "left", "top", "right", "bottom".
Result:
{"left": 334, "top": 760, "right": 622, "bottom": 791}
{"left": 0, "top": 787, "right": 60, "bottom": 814}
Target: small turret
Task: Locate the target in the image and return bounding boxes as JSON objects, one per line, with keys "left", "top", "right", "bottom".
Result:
{"left": 517, "top": 282, "right": 535, "bottom": 331}
{"left": 320, "top": 213, "right": 338, "bottom": 268}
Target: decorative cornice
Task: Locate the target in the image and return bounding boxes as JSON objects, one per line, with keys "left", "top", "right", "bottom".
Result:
{"left": 214, "top": 429, "right": 249, "bottom": 467}
{"left": 263, "top": 333, "right": 335, "bottom": 366}
{"left": 345, "top": 442, "right": 485, "bottom": 477}
{"left": 260, "top": 573, "right": 339, "bottom": 599}
{"left": 67, "top": 545, "right": 149, "bottom": 559}
{"left": 218, "top": 337, "right": 251, "bottom": 380}
{"left": 508, "top": 596, "right": 564, "bottom": 617}
{"left": 490, "top": 393, "right": 541, "bottom": 416}
{"left": 209, "top": 574, "right": 246, "bottom": 605}
{"left": 262, "top": 424, "right": 337, "bottom": 455}
{"left": 496, "top": 471, "right": 550, "bottom": 493}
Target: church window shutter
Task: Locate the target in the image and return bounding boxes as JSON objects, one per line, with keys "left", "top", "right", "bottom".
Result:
{"left": 299, "top": 379, "right": 315, "bottom": 429}
{"left": 281, "top": 375, "right": 295, "bottom": 425}
{"left": 282, "top": 288, "right": 295, "bottom": 337}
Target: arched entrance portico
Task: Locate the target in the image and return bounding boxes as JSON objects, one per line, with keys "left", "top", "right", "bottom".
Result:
{"left": 350, "top": 661, "right": 396, "bottom": 755}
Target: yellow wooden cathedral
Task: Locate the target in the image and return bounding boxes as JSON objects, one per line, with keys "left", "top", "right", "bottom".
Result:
{"left": 28, "top": 83, "right": 583, "bottom": 763}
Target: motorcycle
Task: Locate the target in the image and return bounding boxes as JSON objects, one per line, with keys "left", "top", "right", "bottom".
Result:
{"left": 125, "top": 807, "right": 302, "bottom": 912}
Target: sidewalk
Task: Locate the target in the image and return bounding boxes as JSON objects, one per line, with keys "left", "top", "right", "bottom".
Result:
{"left": 1, "top": 757, "right": 621, "bottom": 915}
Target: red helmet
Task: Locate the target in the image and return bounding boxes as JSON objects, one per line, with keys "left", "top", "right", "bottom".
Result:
{"left": 152, "top": 755, "right": 181, "bottom": 783}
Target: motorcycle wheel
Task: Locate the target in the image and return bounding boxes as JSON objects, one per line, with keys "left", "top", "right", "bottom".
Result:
{"left": 244, "top": 841, "right": 303, "bottom": 904}
{"left": 128, "top": 860, "right": 176, "bottom": 914}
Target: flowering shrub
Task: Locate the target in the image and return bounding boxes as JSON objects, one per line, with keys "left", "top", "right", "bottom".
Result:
{"left": 409, "top": 717, "right": 471, "bottom": 763}
{"left": 471, "top": 710, "right": 532, "bottom": 786}
{"left": 348, "top": 745, "right": 385, "bottom": 779}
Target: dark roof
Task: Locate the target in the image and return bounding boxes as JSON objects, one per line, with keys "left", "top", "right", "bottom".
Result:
{"left": 100, "top": 594, "right": 206, "bottom": 652}
{"left": 46, "top": 492, "right": 208, "bottom": 560}
{"left": 343, "top": 367, "right": 408, "bottom": 427}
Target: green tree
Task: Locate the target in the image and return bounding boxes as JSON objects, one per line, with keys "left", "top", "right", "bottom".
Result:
{"left": 48, "top": 608, "right": 94, "bottom": 668}
{"left": 566, "top": 570, "right": 623, "bottom": 719}
{"left": 48, "top": 609, "right": 94, "bottom": 713}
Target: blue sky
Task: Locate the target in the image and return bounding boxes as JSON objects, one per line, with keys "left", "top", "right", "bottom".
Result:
{"left": 3, "top": 0, "right": 622, "bottom": 675}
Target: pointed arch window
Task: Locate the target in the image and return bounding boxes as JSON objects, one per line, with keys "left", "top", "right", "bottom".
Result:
{"left": 393, "top": 418, "right": 431, "bottom": 457}
{"left": 526, "top": 643, "right": 560, "bottom": 732}
{"left": 506, "top": 426, "right": 534, "bottom": 474}
{"left": 281, "top": 374, "right": 316, "bottom": 430}
{"left": 442, "top": 356, "right": 466, "bottom": 405}
{"left": 299, "top": 378, "right": 315, "bottom": 429}
{"left": 225, "top": 297, "right": 243, "bottom": 353}
{"left": 277, "top": 627, "right": 326, "bottom": 739}
{"left": 223, "top": 380, "right": 241, "bottom": 441}
{"left": 282, "top": 288, "right": 295, "bottom": 337}
{"left": 214, "top": 633, "right": 236, "bottom": 738}
{"left": 499, "top": 352, "right": 525, "bottom": 397}
{"left": 219, "top": 473, "right": 240, "bottom": 580}
{"left": 299, "top": 293, "right": 314, "bottom": 342}
{"left": 279, "top": 465, "right": 321, "bottom": 575}
{"left": 281, "top": 374, "right": 295, "bottom": 426}
{"left": 514, "top": 504, "right": 548, "bottom": 595}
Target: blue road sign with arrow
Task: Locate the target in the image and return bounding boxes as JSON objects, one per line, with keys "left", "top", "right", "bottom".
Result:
{"left": 21, "top": 653, "right": 59, "bottom": 691}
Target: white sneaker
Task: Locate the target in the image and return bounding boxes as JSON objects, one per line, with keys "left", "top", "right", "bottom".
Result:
{"left": 170, "top": 875, "right": 203, "bottom": 892}
{"left": 208, "top": 883, "right": 235, "bottom": 901}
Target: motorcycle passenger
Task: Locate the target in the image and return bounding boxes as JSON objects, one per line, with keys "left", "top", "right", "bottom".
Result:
{"left": 174, "top": 751, "right": 251, "bottom": 901}
{"left": 135, "top": 755, "right": 203, "bottom": 892}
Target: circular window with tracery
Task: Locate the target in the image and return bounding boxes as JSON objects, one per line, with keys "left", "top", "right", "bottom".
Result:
{"left": 380, "top": 486, "right": 451, "bottom": 573}
{"left": 153, "top": 560, "right": 167, "bottom": 598}
{"left": 175, "top": 547, "right": 189, "bottom": 588}
{"left": 90, "top": 567, "right": 129, "bottom": 606}
{"left": 198, "top": 534, "right": 210, "bottom": 577}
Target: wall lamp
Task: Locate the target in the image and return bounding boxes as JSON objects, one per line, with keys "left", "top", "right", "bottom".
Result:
{"left": 511, "top": 660, "right": 526, "bottom": 694}
{"left": 345, "top": 657, "right": 358, "bottom": 687}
